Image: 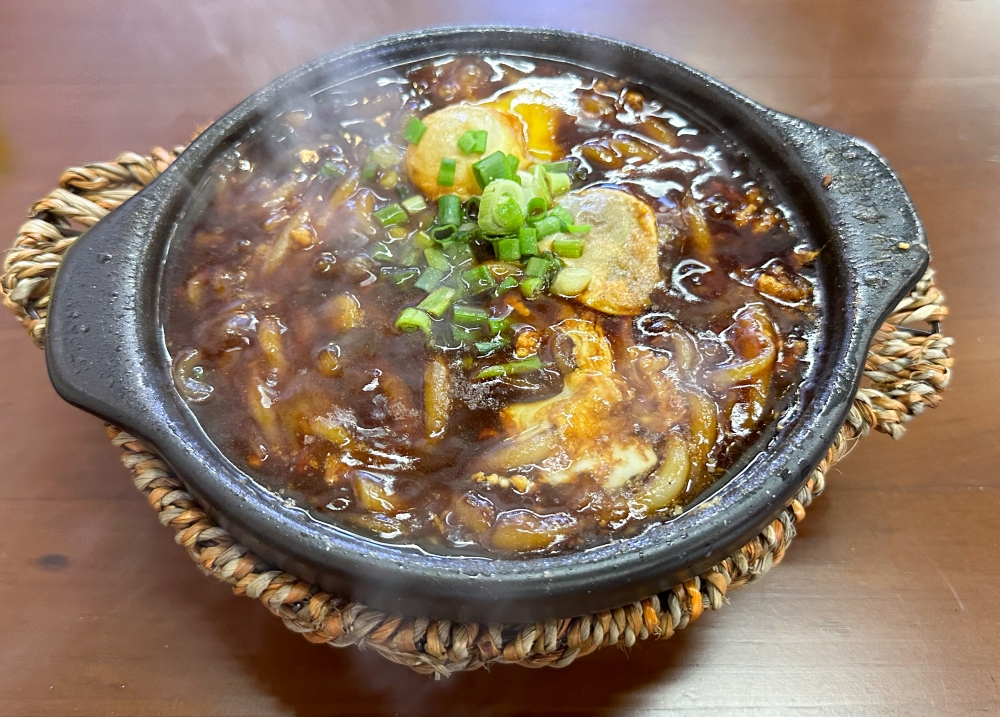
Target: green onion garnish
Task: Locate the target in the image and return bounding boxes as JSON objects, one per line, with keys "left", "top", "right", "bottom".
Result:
{"left": 526, "top": 196, "right": 548, "bottom": 217}
{"left": 414, "top": 266, "right": 446, "bottom": 292}
{"left": 520, "top": 276, "right": 545, "bottom": 299}
{"left": 462, "top": 265, "right": 497, "bottom": 294}
{"left": 320, "top": 161, "right": 345, "bottom": 178}
{"left": 453, "top": 325, "right": 482, "bottom": 344}
{"left": 374, "top": 203, "right": 408, "bottom": 227}
{"left": 494, "top": 276, "right": 518, "bottom": 296}
{"left": 474, "top": 336, "right": 511, "bottom": 357}
{"left": 416, "top": 286, "right": 457, "bottom": 317}
{"left": 361, "top": 160, "right": 378, "bottom": 181}
{"left": 496, "top": 236, "right": 521, "bottom": 262}
{"left": 458, "top": 129, "right": 488, "bottom": 155}
{"left": 395, "top": 307, "right": 432, "bottom": 337}
{"left": 443, "top": 241, "right": 474, "bottom": 265}
{"left": 518, "top": 226, "right": 539, "bottom": 257}
{"left": 488, "top": 314, "right": 513, "bottom": 336}
{"left": 530, "top": 165, "right": 553, "bottom": 208}
{"left": 413, "top": 230, "right": 435, "bottom": 249}
{"left": 543, "top": 160, "right": 575, "bottom": 174}
{"left": 478, "top": 179, "right": 526, "bottom": 236}
{"left": 370, "top": 241, "right": 394, "bottom": 263}
{"left": 475, "top": 354, "right": 544, "bottom": 379}
{"left": 472, "top": 151, "right": 514, "bottom": 188}
{"left": 402, "top": 194, "right": 428, "bottom": 215}
{"left": 506, "top": 154, "right": 520, "bottom": 177}
{"left": 388, "top": 267, "right": 420, "bottom": 286}
{"left": 438, "top": 194, "right": 462, "bottom": 227}
{"left": 431, "top": 224, "right": 458, "bottom": 242}
{"left": 437, "top": 158, "right": 457, "bottom": 186}
{"left": 453, "top": 304, "right": 490, "bottom": 326}
{"left": 552, "top": 236, "right": 585, "bottom": 258}
{"left": 424, "top": 246, "right": 451, "bottom": 271}
{"left": 404, "top": 117, "right": 427, "bottom": 145}
{"left": 546, "top": 172, "right": 572, "bottom": 195}
{"left": 524, "top": 256, "right": 550, "bottom": 278}
{"left": 567, "top": 224, "right": 591, "bottom": 234}
{"left": 550, "top": 206, "right": 574, "bottom": 226}
{"left": 551, "top": 267, "right": 593, "bottom": 297}
{"left": 533, "top": 215, "right": 563, "bottom": 238}
{"left": 464, "top": 196, "right": 481, "bottom": 219}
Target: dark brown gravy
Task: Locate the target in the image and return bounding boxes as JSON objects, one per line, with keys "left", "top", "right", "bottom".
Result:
{"left": 164, "top": 55, "right": 820, "bottom": 556}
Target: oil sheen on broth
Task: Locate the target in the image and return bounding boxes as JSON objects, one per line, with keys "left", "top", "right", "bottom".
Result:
{"left": 165, "top": 55, "right": 820, "bottom": 557}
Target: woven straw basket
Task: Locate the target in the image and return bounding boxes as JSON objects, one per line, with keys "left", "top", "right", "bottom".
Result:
{"left": 1, "top": 146, "right": 953, "bottom": 675}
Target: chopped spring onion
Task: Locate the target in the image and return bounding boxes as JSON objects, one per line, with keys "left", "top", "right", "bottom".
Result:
{"left": 374, "top": 203, "right": 408, "bottom": 227}
{"left": 464, "top": 196, "right": 481, "bottom": 219}
{"left": 395, "top": 307, "right": 432, "bottom": 337}
{"left": 472, "top": 151, "right": 514, "bottom": 188}
{"left": 496, "top": 236, "right": 521, "bottom": 262}
{"left": 488, "top": 314, "right": 513, "bottom": 336}
{"left": 520, "top": 276, "right": 545, "bottom": 299}
{"left": 361, "top": 160, "right": 378, "bottom": 181}
{"left": 414, "top": 266, "right": 446, "bottom": 292}
{"left": 431, "top": 223, "right": 458, "bottom": 242}
{"left": 475, "top": 354, "right": 544, "bottom": 379}
{"left": 546, "top": 172, "right": 572, "bottom": 195}
{"left": 526, "top": 196, "right": 548, "bottom": 217}
{"left": 453, "top": 325, "right": 482, "bottom": 344}
{"left": 530, "top": 165, "right": 553, "bottom": 207}
{"left": 474, "top": 336, "right": 511, "bottom": 357}
{"left": 552, "top": 236, "right": 585, "bottom": 258}
{"left": 453, "top": 304, "right": 490, "bottom": 326}
{"left": 478, "top": 179, "right": 526, "bottom": 236}
{"left": 494, "top": 276, "right": 518, "bottom": 296}
{"left": 443, "top": 241, "right": 474, "bottom": 264}
{"left": 506, "top": 153, "right": 520, "bottom": 177}
{"left": 370, "top": 242, "right": 394, "bottom": 263}
{"left": 424, "top": 246, "right": 451, "bottom": 272}
{"left": 518, "top": 226, "right": 539, "bottom": 256}
{"left": 371, "top": 144, "right": 404, "bottom": 169}
{"left": 404, "top": 117, "right": 427, "bottom": 144}
{"left": 413, "top": 230, "right": 435, "bottom": 249}
{"left": 416, "top": 286, "right": 457, "bottom": 317}
{"left": 402, "top": 194, "right": 428, "bottom": 215}
{"left": 400, "top": 244, "right": 422, "bottom": 265}
{"left": 437, "top": 158, "right": 457, "bottom": 186}
{"left": 550, "top": 205, "right": 574, "bottom": 226}
{"left": 567, "top": 223, "right": 591, "bottom": 234}
{"left": 388, "top": 267, "right": 420, "bottom": 286}
{"left": 320, "top": 161, "right": 345, "bottom": 178}
{"left": 438, "top": 194, "right": 461, "bottom": 227}
{"left": 524, "top": 256, "right": 551, "bottom": 278}
{"left": 543, "top": 159, "right": 576, "bottom": 174}
{"left": 462, "top": 265, "right": 497, "bottom": 294}
{"left": 532, "top": 214, "right": 563, "bottom": 238}
{"left": 457, "top": 129, "right": 488, "bottom": 155}
{"left": 551, "top": 267, "right": 593, "bottom": 297}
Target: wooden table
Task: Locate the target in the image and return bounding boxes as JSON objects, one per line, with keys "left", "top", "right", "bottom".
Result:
{"left": 1, "top": 2, "right": 996, "bottom": 714}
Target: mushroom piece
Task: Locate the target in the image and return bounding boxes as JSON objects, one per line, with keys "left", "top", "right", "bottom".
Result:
{"left": 404, "top": 104, "right": 528, "bottom": 200}
{"left": 555, "top": 188, "right": 661, "bottom": 316}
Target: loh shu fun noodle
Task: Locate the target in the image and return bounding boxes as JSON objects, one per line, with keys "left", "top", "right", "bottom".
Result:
{"left": 165, "top": 55, "right": 820, "bottom": 557}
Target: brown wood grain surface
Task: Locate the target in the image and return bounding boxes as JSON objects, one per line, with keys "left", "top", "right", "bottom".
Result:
{"left": 0, "top": 2, "right": 997, "bottom": 715}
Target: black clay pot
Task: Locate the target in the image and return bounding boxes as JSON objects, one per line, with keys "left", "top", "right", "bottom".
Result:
{"left": 46, "top": 27, "right": 928, "bottom": 623}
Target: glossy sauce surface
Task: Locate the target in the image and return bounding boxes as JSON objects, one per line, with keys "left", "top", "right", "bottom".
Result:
{"left": 165, "top": 55, "right": 820, "bottom": 556}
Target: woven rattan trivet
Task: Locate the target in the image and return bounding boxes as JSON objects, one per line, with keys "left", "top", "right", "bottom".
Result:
{"left": 2, "top": 147, "right": 953, "bottom": 675}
